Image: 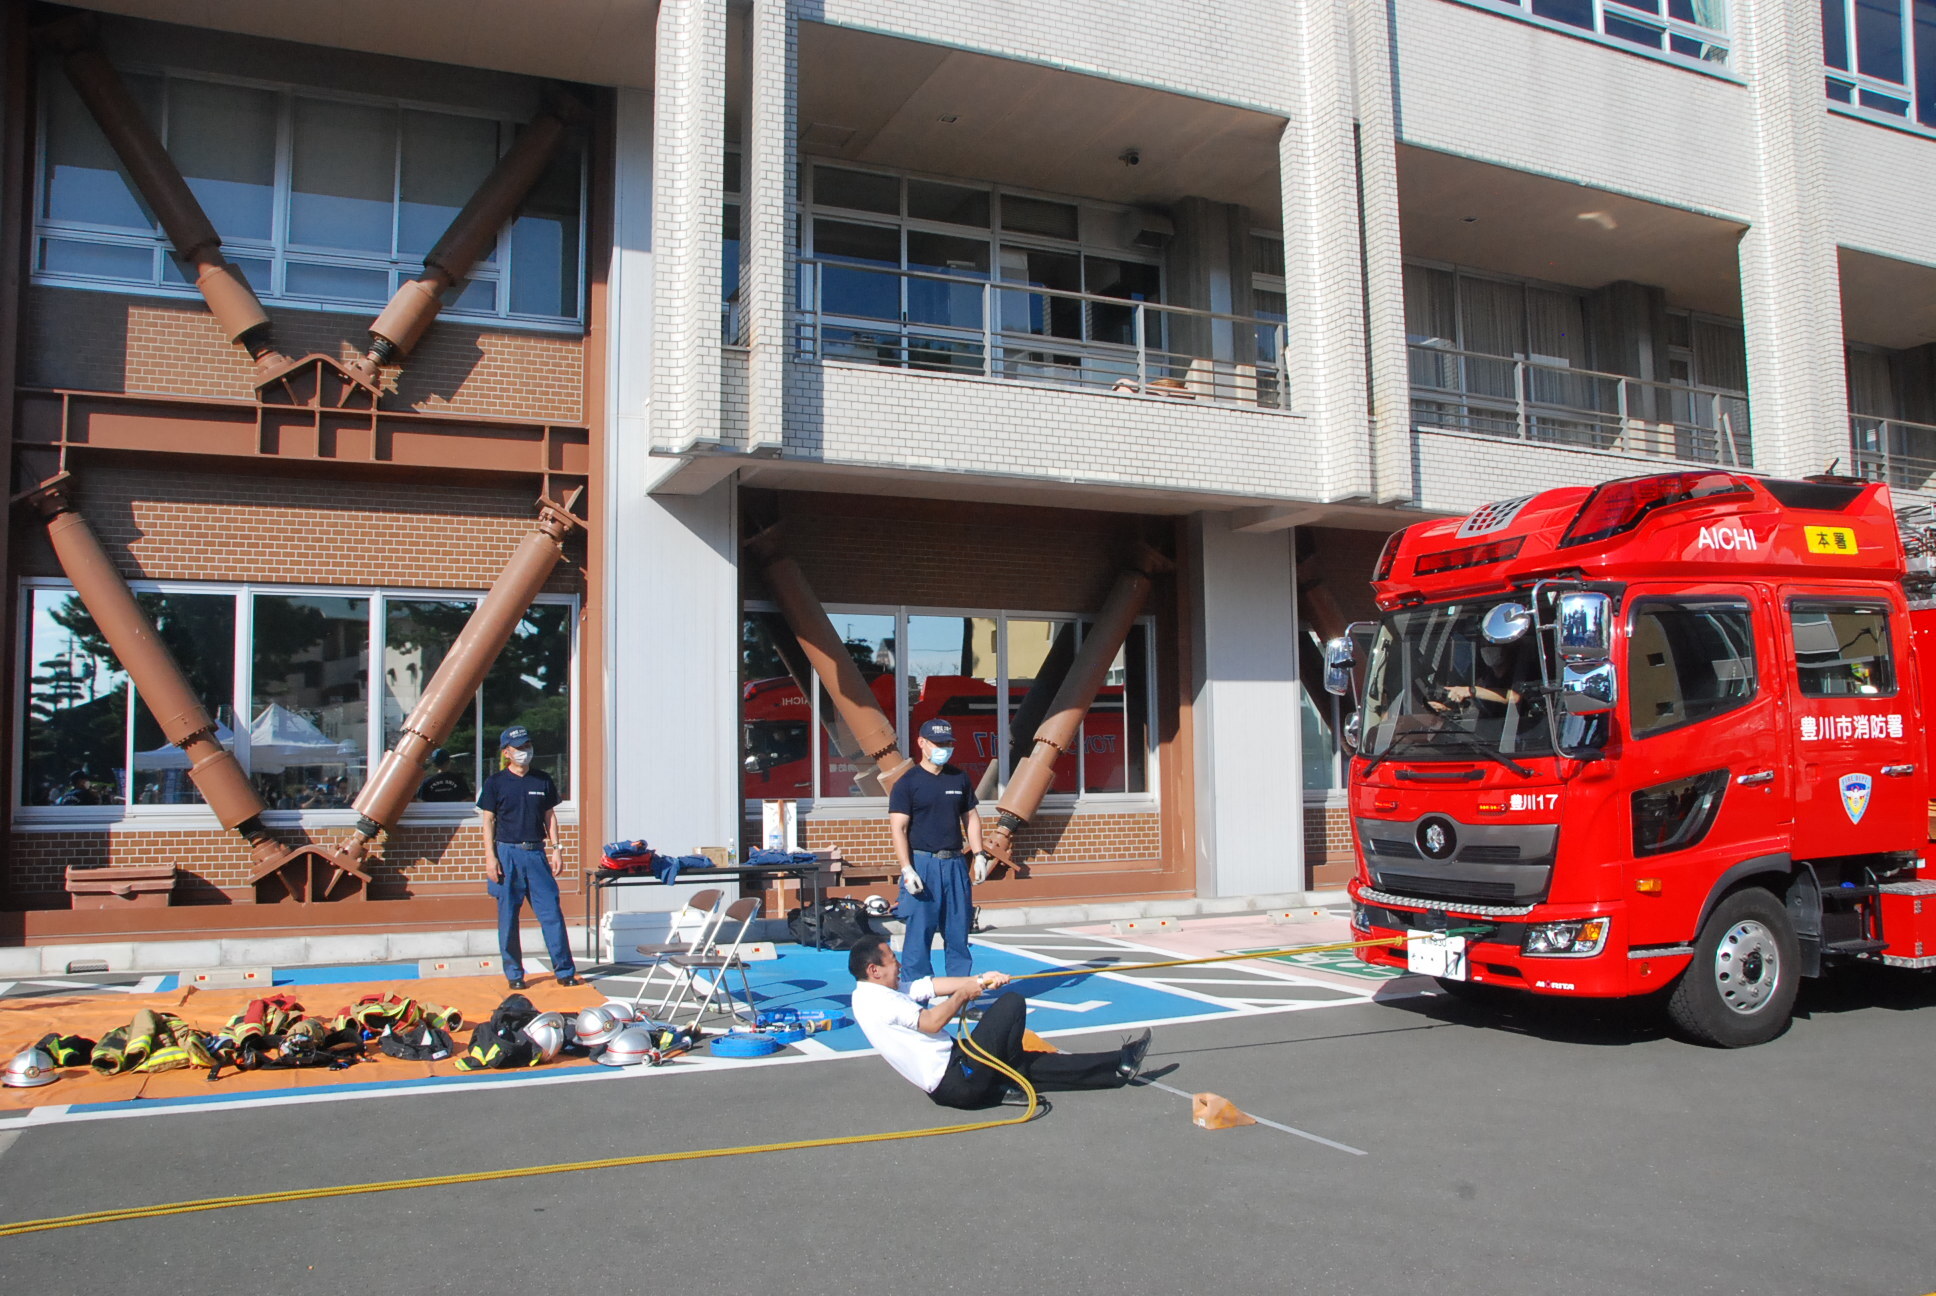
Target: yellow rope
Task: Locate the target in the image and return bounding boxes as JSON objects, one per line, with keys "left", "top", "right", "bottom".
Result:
{"left": 0, "top": 930, "right": 1433, "bottom": 1238}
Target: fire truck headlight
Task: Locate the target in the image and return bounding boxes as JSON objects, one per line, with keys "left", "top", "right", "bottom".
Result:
{"left": 1351, "top": 904, "right": 1370, "bottom": 932}
{"left": 1523, "top": 917, "right": 1611, "bottom": 957}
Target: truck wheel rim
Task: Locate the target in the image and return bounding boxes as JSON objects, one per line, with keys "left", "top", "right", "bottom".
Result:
{"left": 1713, "top": 920, "right": 1780, "bottom": 1015}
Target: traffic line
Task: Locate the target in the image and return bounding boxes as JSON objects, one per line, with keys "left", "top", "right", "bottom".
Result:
{"left": 1138, "top": 1078, "right": 1368, "bottom": 1156}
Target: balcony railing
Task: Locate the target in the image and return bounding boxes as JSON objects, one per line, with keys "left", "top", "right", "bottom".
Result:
{"left": 1849, "top": 415, "right": 1936, "bottom": 495}
{"left": 1408, "top": 343, "right": 1753, "bottom": 467}
{"left": 795, "top": 259, "right": 1291, "bottom": 411}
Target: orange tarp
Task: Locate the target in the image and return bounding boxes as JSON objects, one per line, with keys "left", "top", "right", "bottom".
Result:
{"left": 0, "top": 974, "right": 605, "bottom": 1111}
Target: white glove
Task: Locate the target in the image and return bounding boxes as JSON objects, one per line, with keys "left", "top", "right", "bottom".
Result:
{"left": 972, "top": 852, "right": 991, "bottom": 884}
{"left": 900, "top": 865, "right": 925, "bottom": 896}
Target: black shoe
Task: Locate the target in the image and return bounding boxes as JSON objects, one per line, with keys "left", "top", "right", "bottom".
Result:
{"left": 556, "top": 976, "right": 580, "bottom": 988}
{"left": 996, "top": 1084, "right": 1032, "bottom": 1106}
{"left": 1117, "top": 1028, "right": 1152, "bottom": 1081}
{"left": 507, "top": 977, "right": 527, "bottom": 991}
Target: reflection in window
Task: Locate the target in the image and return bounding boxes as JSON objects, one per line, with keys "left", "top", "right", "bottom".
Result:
{"left": 740, "top": 611, "right": 818, "bottom": 801}
{"left": 1627, "top": 601, "right": 1757, "bottom": 738}
{"left": 1822, "top": 0, "right": 1936, "bottom": 126}
{"left": 1790, "top": 604, "right": 1895, "bottom": 697}
{"left": 1002, "top": 619, "right": 1076, "bottom": 794}
{"left": 385, "top": 599, "right": 477, "bottom": 803}
{"left": 482, "top": 604, "right": 573, "bottom": 796}
{"left": 251, "top": 595, "right": 370, "bottom": 810}
{"left": 130, "top": 593, "right": 237, "bottom": 805}
{"left": 22, "top": 588, "right": 129, "bottom": 807}
{"left": 1079, "top": 622, "right": 1150, "bottom": 794}
{"left": 820, "top": 613, "right": 897, "bottom": 798}
{"left": 908, "top": 614, "right": 998, "bottom": 790}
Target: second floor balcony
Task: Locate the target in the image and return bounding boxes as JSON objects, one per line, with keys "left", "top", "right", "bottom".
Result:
{"left": 1409, "top": 342, "right": 1753, "bottom": 466}
{"left": 794, "top": 258, "right": 1291, "bottom": 412}
{"left": 1849, "top": 414, "right": 1936, "bottom": 496}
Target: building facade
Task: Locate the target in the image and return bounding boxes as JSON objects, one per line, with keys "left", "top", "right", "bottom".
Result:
{"left": 4, "top": 0, "right": 1933, "bottom": 951}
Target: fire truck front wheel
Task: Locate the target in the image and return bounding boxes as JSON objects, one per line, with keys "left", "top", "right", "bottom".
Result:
{"left": 1666, "top": 888, "right": 1799, "bottom": 1048}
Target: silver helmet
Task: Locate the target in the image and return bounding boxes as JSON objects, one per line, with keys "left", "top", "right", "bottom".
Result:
{"left": 597, "top": 1025, "right": 660, "bottom": 1067}
{"left": 600, "top": 1000, "right": 640, "bottom": 1023}
{"left": 863, "top": 894, "right": 891, "bottom": 917}
{"left": 572, "top": 1005, "right": 623, "bottom": 1048}
{"left": 524, "top": 1011, "right": 568, "bottom": 1061}
{"left": 3, "top": 1044, "right": 58, "bottom": 1088}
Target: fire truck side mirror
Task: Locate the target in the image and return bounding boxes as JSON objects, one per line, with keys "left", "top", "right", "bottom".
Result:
{"left": 1322, "top": 636, "right": 1356, "bottom": 697}
{"left": 1560, "top": 660, "right": 1617, "bottom": 715}
{"left": 1481, "top": 602, "right": 1533, "bottom": 643}
{"left": 1341, "top": 709, "right": 1362, "bottom": 753}
{"left": 1555, "top": 591, "right": 1612, "bottom": 659}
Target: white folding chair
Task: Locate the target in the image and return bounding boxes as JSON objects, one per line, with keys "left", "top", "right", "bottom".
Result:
{"left": 627, "top": 887, "right": 726, "bottom": 1015}
{"left": 661, "top": 897, "right": 765, "bottom": 1025}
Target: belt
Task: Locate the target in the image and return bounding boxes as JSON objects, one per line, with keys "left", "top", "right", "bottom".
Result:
{"left": 917, "top": 849, "right": 963, "bottom": 859}
{"left": 498, "top": 840, "right": 548, "bottom": 850}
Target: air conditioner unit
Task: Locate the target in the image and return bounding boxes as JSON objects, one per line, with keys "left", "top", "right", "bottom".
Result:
{"left": 1118, "top": 208, "right": 1175, "bottom": 250}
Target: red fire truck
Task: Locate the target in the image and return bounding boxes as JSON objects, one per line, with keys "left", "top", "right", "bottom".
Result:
{"left": 1327, "top": 469, "right": 1936, "bottom": 1046}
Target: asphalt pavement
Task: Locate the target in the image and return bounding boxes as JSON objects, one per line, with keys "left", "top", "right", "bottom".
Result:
{"left": 2, "top": 959, "right": 1933, "bottom": 1295}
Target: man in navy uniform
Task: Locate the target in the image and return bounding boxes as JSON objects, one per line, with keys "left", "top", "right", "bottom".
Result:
{"left": 476, "top": 725, "right": 578, "bottom": 991}
{"left": 888, "top": 718, "right": 987, "bottom": 990}
{"left": 418, "top": 747, "right": 472, "bottom": 802}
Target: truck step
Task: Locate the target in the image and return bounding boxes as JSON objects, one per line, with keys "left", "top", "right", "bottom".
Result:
{"left": 1823, "top": 884, "right": 1882, "bottom": 901}
{"left": 1820, "top": 938, "right": 1889, "bottom": 957}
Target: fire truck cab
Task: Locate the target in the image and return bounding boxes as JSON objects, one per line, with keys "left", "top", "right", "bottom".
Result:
{"left": 1330, "top": 469, "right": 1936, "bottom": 1046}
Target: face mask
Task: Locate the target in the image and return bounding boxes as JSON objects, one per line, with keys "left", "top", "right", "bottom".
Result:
{"left": 506, "top": 748, "right": 532, "bottom": 771}
{"left": 929, "top": 747, "right": 953, "bottom": 766}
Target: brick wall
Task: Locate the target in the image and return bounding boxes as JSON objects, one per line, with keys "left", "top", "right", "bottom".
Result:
{"left": 16, "top": 466, "right": 582, "bottom": 596}
{"left": 9, "top": 824, "right": 582, "bottom": 901}
{"left": 1303, "top": 803, "right": 1355, "bottom": 889}
{"left": 22, "top": 288, "right": 583, "bottom": 423}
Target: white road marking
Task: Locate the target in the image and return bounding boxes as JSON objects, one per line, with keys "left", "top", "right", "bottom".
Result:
{"left": 1024, "top": 999, "right": 1110, "bottom": 1013}
{"left": 1140, "top": 1078, "right": 1367, "bottom": 1156}
{"left": 0, "top": 1129, "right": 19, "bottom": 1161}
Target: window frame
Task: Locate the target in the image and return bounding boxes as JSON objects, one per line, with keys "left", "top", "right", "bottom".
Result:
{"left": 31, "top": 60, "right": 588, "bottom": 332}
{"left": 13, "top": 576, "right": 580, "bottom": 827}
{"left": 1623, "top": 595, "right": 1760, "bottom": 740}
{"left": 1821, "top": 0, "right": 1936, "bottom": 136}
{"left": 740, "top": 600, "right": 1161, "bottom": 819}
{"left": 1444, "top": 0, "right": 1737, "bottom": 77}
{"left": 1785, "top": 597, "right": 1899, "bottom": 699}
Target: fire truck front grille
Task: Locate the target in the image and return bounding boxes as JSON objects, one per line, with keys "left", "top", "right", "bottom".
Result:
{"left": 1367, "top": 837, "right": 1421, "bottom": 859}
{"left": 1375, "top": 872, "right": 1522, "bottom": 903}
{"left": 1456, "top": 844, "right": 1522, "bottom": 863}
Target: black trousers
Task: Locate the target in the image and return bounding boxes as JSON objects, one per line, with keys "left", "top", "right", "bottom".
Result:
{"left": 926, "top": 992, "right": 1126, "bottom": 1109}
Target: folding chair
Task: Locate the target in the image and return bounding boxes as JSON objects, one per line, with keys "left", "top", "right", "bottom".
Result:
{"left": 660, "top": 897, "right": 764, "bottom": 1025}
{"left": 627, "top": 888, "right": 726, "bottom": 1016}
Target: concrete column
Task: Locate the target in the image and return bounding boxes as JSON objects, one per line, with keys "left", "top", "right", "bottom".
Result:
{"left": 1190, "top": 514, "right": 1304, "bottom": 899}
{"left": 741, "top": 0, "right": 796, "bottom": 452}
{"left": 1348, "top": 0, "right": 1411, "bottom": 505}
{"left": 1734, "top": 0, "right": 1848, "bottom": 477}
{"left": 651, "top": 0, "right": 727, "bottom": 453}
{"left": 607, "top": 89, "right": 743, "bottom": 887}
{"left": 1279, "top": 0, "right": 1373, "bottom": 502}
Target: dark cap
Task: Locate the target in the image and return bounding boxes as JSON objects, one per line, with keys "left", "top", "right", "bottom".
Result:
{"left": 499, "top": 726, "right": 532, "bottom": 750}
{"left": 430, "top": 747, "right": 448, "bottom": 764}
{"left": 918, "top": 718, "right": 954, "bottom": 745}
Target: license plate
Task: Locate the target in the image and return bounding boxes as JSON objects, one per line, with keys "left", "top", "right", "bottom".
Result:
{"left": 1407, "top": 929, "right": 1469, "bottom": 981}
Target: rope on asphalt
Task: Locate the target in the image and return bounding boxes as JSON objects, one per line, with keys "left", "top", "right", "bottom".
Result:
{"left": 0, "top": 930, "right": 1460, "bottom": 1238}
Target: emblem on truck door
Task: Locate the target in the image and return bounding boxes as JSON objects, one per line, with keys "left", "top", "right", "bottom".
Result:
{"left": 1839, "top": 772, "right": 1873, "bottom": 824}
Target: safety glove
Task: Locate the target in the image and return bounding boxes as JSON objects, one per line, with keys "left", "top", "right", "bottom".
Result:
{"left": 972, "top": 852, "right": 992, "bottom": 884}
{"left": 900, "top": 865, "right": 925, "bottom": 896}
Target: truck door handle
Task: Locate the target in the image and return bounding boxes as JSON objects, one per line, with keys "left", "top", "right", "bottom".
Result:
{"left": 1735, "top": 770, "right": 1774, "bottom": 786}
{"left": 1882, "top": 764, "right": 1917, "bottom": 777}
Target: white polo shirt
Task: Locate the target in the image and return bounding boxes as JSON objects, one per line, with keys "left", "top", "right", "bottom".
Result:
{"left": 851, "top": 977, "right": 952, "bottom": 1093}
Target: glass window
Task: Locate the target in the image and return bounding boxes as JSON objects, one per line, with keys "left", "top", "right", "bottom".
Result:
{"left": 741, "top": 604, "right": 1155, "bottom": 806}
{"left": 482, "top": 603, "right": 573, "bottom": 795}
{"left": 908, "top": 180, "right": 990, "bottom": 228}
{"left": 814, "top": 218, "right": 900, "bottom": 322}
{"left": 385, "top": 598, "right": 479, "bottom": 803}
{"left": 34, "top": 69, "right": 585, "bottom": 325}
{"left": 907, "top": 614, "right": 998, "bottom": 790}
{"left": 814, "top": 166, "right": 899, "bottom": 215}
{"left": 1084, "top": 256, "right": 1162, "bottom": 348}
{"left": 1790, "top": 603, "right": 1896, "bottom": 697}
{"left": 1627, "top": 601, "right": 1757, "bottom": 738}
{"left": 1000, "top": 194, "right": 1078, "bottom": 241}
{"left": 905, "top": 230, "right": 988, "bottom": 330}
{"left": 250, "top": 594, "right": 370, "bottom": 809}
{"left": 130, "top": 593, "right": 237, "bottom": 806}
{"left": 22, "top": 587, "right": 130, "bottom": 807}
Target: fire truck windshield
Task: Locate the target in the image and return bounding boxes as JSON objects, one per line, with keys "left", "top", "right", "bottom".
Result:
{"left": 1361, "top": 601, "right": 1554, "bottom": 762}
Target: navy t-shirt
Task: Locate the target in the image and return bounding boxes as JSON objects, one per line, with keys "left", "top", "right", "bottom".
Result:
{"left": 476, "top": 768, "right": 560, "bottom": 844}
{"left": 888, "top": 764, "right": 978, "bottom": 852}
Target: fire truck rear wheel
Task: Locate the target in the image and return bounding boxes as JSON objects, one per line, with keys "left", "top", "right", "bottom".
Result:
{"left": 1666, "top": 887, "right": 1798, "bottom": 1048}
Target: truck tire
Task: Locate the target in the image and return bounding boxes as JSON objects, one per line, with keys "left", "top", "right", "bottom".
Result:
{"left": 1665, "top": 887, "right": 1798, "bottom": 1048}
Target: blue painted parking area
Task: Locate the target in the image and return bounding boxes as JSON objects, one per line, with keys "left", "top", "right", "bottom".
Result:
{"left": 680, "top": 940, "right": 1236, "bottom": 1052}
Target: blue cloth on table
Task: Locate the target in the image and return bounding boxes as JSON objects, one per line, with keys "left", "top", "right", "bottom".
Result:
{"left": 652, "top": 854, "right": 717, "bottom": 885}
{"left": 745, "top": 849, "right": 819, "bottom": 867}
{"left": 603, "top": 840, "right": 653, "bottom": 859}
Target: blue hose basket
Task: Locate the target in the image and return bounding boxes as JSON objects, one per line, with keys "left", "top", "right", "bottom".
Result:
{"left": 710, "top": 1031, "right": 783, "bottom": 1058}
